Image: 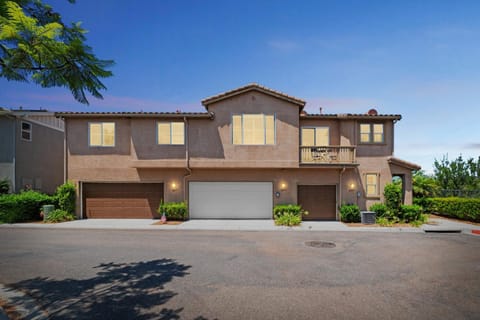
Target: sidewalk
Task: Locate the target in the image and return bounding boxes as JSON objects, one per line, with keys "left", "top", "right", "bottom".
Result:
{"left": 3, "top": 217, "right": 478, "bottom": 234}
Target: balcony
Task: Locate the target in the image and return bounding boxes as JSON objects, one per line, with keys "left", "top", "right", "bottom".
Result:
{"left": 300, "top": 146, "right": 356, "bottom": 165}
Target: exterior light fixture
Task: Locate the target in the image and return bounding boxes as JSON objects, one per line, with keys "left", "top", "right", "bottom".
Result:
{"left": 280, "top": 182, "right": 287, "bottom": 191}
{"left": 171, "top": 182, "right": 177, "bottom": 192}
{"left": 348, "top": 183, "right": 355, "bottom": 191}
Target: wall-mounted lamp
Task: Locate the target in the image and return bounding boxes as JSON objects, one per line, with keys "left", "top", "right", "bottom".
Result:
{"left": 348, "top": 182, "right": 356, "bottom": 191}
{"left": 171, "top": 182, "right": 178, "bottom": 192}
{"left": 280, "top": 182, "right": 287, "bottom": 191}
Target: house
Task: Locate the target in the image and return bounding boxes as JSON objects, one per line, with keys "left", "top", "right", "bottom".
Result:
{"left": 0, "top": 108, "right": 65, "bottom": 194}
{"left": 56, "top": 84, "right": 420, "bottom": 220}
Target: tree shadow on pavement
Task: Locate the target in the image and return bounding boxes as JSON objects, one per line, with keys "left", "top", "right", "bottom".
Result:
{"left": 8, "top": 258, "right": 199, "bottom": 319}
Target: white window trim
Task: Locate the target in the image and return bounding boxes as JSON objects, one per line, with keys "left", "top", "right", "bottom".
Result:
{"left": 231, "top": 113, "right": 276, "bottom": 145}
{"left": 156, "top": 121, "right": 185, "bottom": 145}
{"left": 359, "top": 123, "right": 384, "bottom": 144}
{"left": 21, "top": 121, "right": 32, "bottom": 142}
{"left": 301, "top": 126, "right": 330, "bottom": 146}
{"left": 364, "top": 172, "right": 381, "bottom": 197}
{"left": 88, "top": 122, "right": 115, "bottom": 147}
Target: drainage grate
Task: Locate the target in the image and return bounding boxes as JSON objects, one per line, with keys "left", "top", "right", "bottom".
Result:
{"left": 305, "top": 241, "right": 336, "bottom": 248}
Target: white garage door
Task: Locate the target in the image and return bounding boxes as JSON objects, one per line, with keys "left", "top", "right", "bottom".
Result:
{"left": 189, "top": 182, "right": 273, "bottom": 219}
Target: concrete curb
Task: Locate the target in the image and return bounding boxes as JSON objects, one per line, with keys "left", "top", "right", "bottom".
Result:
{"left": 0, "top": 284, "right": 48, "bottom": 320}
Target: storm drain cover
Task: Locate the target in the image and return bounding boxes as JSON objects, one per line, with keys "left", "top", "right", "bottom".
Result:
{"left": 305, "top": 241, "right": 336, "bottom": 248}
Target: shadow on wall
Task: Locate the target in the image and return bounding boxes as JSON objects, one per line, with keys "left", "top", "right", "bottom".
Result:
{"left": 7, "top": 259, "right": 210, "bottom": 320}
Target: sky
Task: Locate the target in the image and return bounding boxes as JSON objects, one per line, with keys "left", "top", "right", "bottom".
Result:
{"left": 1, "top": 0, "right": 479, "bottom": 173}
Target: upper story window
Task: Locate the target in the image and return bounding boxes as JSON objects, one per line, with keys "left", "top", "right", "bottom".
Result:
{"left": 157, "top": 122, "right": 185, "bottom": 145}
{"left": 365, "top": 173, "right": 380, "bottom": 197}
{"left": 232, "top": 114, "right": 275, "bottom": 145}
{"left": 89, "top": 122, "right": 115, "bottom": 147}
{"left": 360, "top": 123, "right": 384, "bottom": 144}
{"left": 301, "top": 127, "right": 329, "bottom": 146}
{"left": 21, "top": 121, "right": 32, "bottom": 141}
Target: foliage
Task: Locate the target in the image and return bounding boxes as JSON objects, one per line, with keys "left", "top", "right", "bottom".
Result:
{"left": 54, "top": 181, "right": 76, "bottom": 214}
{"left": 384, "top": 183, "right": 402, "bottom": 212}
{"left": 273, "top": 204, "right": 303, "bottom": 219}
{"left": 44, "top": 208, "right": 75, "bottom": 223}
{"left": 399, "top": 204, "right": 423, "bottom": 223}
{"left": 412, "top": 170, "right": 439, "bottom": 206}
{"left": 376, "top": 216, "right": 394, "bottom": 227}
{"left": 0, "top": 0, "right": 114, "bottom": 104}
{"left": 369, "top": 203, "right": 388, "bottom": 218}
{"left": 0, "top": 178, "right": 9, "bottom": 194}
{"left": 426, "top": 197, "right": 480, "bottom": 222}
{"left": 273, "top": 204, "right": 306, "bottom": 226}
{"left": 409, "top": 214, "right": 428, "bottom": 227}
{"left": 0, "top": 190, "right": 54, "bottom": 223}
{"left": 434, "top": 155, "right": 480, "bottom": 197}
{"left": 274, "top": 212, "right": 302, "bottom": 226}
{"left": 340, "top": 204, "right": 360, "bottom": 223}
{"left": 158, "top": 201, "right": 188, "bottom": 221}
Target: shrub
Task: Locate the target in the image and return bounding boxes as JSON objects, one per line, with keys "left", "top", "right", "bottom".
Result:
{"left": 427, "top": 197, "right": 480, "bottom": 222}
{"left": 0, "top": 190, "right": 54, "bottom": 223}
{"left": 274, "top": 212, "right": 302, "bottom": 226}
{"left": 400, "top": 204, "right": 423, "bottom": 223}
{"left": 384, "top": 183, "right": 402, "bottom": 211}
{"left": 369, "top": 203, "right": 388, "bottom": 218}
{"left": 340, "top": 204, "right": 360, "bottom": 223}
{"left": 273, "top": 204, "right": 303, "bottom": 219}
{"left": 44, "top": 209, "right": 75, "bottom": 223}
{"left": 54, "top": 181, "right": 76, "bottom": 214}
{"left": 158, "top": 201, "right": 188, "bottom": 220}
{"left": 0, "top": 178, "right": 10, "bottom": 194}
{"left": 376, "top": 216, "right": 394, "bottom": 227}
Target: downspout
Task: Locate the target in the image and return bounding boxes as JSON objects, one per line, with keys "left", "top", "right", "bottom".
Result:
{"left": 183, "top": 117, "right": 192, "bottom": 206}
{"left": 339, "top": 167, "right": 346, "bottom": 220}
{"left": 12, "top": 118, "right": 16, "bottom": 192}
{"left": 63, "top": 118, "right": 67, "bottom": 183}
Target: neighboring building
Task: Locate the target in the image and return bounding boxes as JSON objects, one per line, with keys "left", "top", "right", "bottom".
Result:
{"left": 56, "top": 84, "right": 420, "bottom": 220}
{"left": 0, "top": 108, "right": 65, "bottom": 194}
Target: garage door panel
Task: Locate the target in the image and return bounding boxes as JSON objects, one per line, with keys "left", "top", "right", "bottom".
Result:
{"left": 189, "top": 182, "right": 272, "bottom": 219}
{"left": 298, "top": 185, "right": 336, "bottom": 221}
{"left": 83, "top": 183, "right": 163, "bottom": 219}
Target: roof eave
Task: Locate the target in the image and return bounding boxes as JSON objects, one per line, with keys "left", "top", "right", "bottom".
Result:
{"left": 388, "top": 156, "right": 421, "bottom": 171}
{"left": 55, "top": 112, "right": 212, "bottom": 119}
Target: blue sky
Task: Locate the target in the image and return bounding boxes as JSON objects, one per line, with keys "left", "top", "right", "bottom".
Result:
{"left": 1, "top": 0, "right": 479, "bottom": 173}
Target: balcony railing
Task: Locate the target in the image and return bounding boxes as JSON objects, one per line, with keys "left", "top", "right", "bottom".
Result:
{"left": 300, "top": 146, "right": 356, "bottom": 164}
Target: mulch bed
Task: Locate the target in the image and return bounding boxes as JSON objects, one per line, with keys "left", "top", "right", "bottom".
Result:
{"left": 343, "top": 222, "right": 414, "bottom": 228}
{"left": 151, "top": 221, "right": 184, "bottom": 226}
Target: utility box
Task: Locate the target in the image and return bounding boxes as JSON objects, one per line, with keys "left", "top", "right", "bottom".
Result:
{"left": 42, "top": 205, "right": 55, "bottom": 221}
{"left": 361, "top": 211, "right": 376, "bottom": 224}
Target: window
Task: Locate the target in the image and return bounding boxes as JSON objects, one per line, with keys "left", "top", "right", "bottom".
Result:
{"left": 232, "top": 114, "right": 275, "bottom": 145}
{"left": 157, "top": 122, "right": 185, "bottom": 145}
{"left": 21, "top": 121, "right": 32, "bottom": 141}
{"left": 365, "top": 173, "right": 379, "bottom": 197}
{"left": 301, "top": 127, "right": 329, "bottom": 146}
{"left": 89, "top": 122, "right": 115, "bottom": 147}
{"left": 360, "top": 123, "right": 384, "bottom": 143}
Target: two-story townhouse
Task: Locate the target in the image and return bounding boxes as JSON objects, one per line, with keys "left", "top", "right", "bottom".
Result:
{"left": 56, "top": 84, "right": 420, "bottom": 220}
{"left": 0, "top": 108, "right": 64, "bottom": 194}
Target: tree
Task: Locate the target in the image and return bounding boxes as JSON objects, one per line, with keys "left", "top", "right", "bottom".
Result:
{"left": 0, "top": 0, "right": 113, "bottom": 104}
{"left": 433, "top": 155, "right": 480, "bottom": 196}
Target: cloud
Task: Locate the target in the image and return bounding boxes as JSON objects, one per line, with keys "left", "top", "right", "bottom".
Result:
{"left": 267, "top": 40, "right": 301, "bottom": 52}
{"left": 463, "top": 143, "right": 480, "bottom": 150}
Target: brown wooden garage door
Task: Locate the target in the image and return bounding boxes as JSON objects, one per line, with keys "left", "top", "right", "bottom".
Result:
{"left": 298, "top": 185, "right": 337, "bottom": 221}
{"left": 83, "top": 183, "right": 163, "bottom": 219}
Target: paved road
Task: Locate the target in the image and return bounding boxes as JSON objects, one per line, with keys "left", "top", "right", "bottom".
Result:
{"left": 0, "top": 229, "right": 479, "bottom": 319}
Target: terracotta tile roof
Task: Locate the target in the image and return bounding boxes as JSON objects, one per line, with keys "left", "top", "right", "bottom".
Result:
{"left": 55, "top": 111, "right": 212, "bottom": 118}
{"left": 388, "top": 156, "right": 421, "bottom": 170}
{"left": 201, "top": 83, "right": 306, "bottom": 108}
{"left": 301, "top": 113, "right": 402, "bottom": 120}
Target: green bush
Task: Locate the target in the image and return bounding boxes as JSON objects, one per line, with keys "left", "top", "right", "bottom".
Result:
{"left": 158, "top": 201, "right": 188, "bottom": 220}
{"left": 376, "top": 216, "right": 394, "bottom": 227}
{"left": 273, "top": 204, "right": 303, "bottom": 219}
{"left": 0, "top": 178, "right": 10, "bottom": 194}
{"left": 400, "top": 204, "right": 423, "bottom": 223}
{"left": 54, "top": 181, "right": 76, "bottom": 214}
{"left": 340, "top": 204, "right": 360, "bottom": 223}
{"left": 45, "top": 209, "right": 75, "bottom": 223}
{"left": 369, "top": 203, "right": 388, "bottom": 218}
{"left": 427, "top": 197, "right": 480, "bottom": 222}
{"left": 0, "top": 190, "right": 54, "bottom": 223}
{"left": 275, "top": 212, "right": 302, "bottom": 226}
{"left": 384, "top": 183, "right": 402, "bottom": 211}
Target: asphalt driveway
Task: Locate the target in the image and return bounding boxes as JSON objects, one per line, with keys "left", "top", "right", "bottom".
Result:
{"left": 0, "top": 229, "right": 478, "bottom": 319}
